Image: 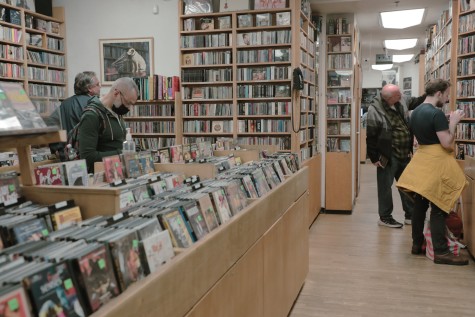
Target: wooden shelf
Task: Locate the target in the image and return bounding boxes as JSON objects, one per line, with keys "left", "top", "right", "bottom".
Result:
{"left": 0, "top": 129, "right": 65, "bottom": 186}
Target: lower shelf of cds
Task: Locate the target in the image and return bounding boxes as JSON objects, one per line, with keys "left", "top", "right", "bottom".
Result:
{"left": 91, "top": 167, "right": 309, "bottom": 317}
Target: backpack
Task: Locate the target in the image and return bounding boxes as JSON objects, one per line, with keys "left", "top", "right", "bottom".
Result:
{"left": 56, "top": 106, "right": 106, "bottom": 162}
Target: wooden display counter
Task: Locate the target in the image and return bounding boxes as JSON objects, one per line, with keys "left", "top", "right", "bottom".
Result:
{"left": 301, "top": 154, "right": 322, "bottom": 226}
{"left": 91, "top": 167, "right": 309, "bottom": 317}
{"left": 461, "top": 157, "right": 475, "bottom": 257}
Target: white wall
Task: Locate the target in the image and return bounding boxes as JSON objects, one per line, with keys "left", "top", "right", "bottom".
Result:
{"left": 53, "top": 0, "right": 180, "bottom": 95}
{"left": 398, "top": 62, "right": 420, "bottom": 97}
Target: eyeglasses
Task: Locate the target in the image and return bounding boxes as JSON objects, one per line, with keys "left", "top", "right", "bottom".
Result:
{"left": 118, "top": 90, "right": 136, "bottom": 107}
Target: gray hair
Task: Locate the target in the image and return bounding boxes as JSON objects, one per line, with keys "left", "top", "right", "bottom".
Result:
{"left": 74, "top": 71, "right": 97, "bottom": 95}
{"left": 112, "top": 77, "right": 139, "bottom": 96}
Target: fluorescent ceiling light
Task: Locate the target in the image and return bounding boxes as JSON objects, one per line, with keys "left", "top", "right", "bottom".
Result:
{"left": 380, "top": 8, "right": 425, "bottom": 29}
{"left": 372, "top": 64, "right": 393, "bottom": 71}
{"left": 384, "top": 39, "right": 417, "bottom": 50}
{"left": 392, "top": 54, "right": 414, "bottom": 63}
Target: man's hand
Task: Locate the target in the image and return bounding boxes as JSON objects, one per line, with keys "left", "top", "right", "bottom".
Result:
{"left": 373, "top": 161, "right": 384, "bottom": 168}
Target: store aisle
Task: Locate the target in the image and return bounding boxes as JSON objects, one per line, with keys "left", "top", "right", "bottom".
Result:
{"left": 289, "top": 163, "right": 475, "bottom": 317}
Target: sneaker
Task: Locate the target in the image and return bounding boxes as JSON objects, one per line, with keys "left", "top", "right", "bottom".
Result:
{"left": 378, "top": 217, "right": 403, "bottom": 228}
{"left": 404, "top": 218, "right": 412, "bottom": 225}
{"left": 434, "top": 253, "right": 469, "bottom": 266}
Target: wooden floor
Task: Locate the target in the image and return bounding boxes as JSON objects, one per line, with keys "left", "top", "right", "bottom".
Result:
{"left": 289, "top": 163, "right": 475, "bottom": 317}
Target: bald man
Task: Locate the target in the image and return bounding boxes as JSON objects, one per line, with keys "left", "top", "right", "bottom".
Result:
{"left": 78, "top": 77, "right": 139, "bottom": 173}
{"left": 366, "top": 84, "right": 416, "bottom": 228}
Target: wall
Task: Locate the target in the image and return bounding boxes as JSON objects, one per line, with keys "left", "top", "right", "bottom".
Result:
{"left": 398, "top": 62, "right": 420, "bottom": 97}
{"left": 52, "top": 0, "right": 180, "bottom": 95}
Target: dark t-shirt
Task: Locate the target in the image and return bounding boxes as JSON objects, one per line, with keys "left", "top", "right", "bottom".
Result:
{"left": 410, "top": 103, "right": 448, "bottom": 145}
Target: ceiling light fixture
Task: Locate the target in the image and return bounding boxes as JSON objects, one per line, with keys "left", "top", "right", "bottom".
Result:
{"left": 384, "top": 39, "right": 418, "bottom": 50}
{"left": 380, "top": 8, "right": 425, "bottom": 29}
{"left": 371, "top": 64, "right": 393, "bottom": 71}
{"left": 392, "top": 54, "right": 414, "bottom": 63}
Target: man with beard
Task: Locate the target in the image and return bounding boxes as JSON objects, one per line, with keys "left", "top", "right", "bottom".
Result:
{"left": 397, "top": 79, "right": 468, "bottom": 265}
{"left": 78, "top": 77, "right": 138, "bottom": 173}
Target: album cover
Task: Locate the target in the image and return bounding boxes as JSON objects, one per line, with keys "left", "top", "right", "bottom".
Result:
{"left": 67, "top": 244, "right": 120, "bottom": 314}
{"left": 103, "top": 155, "right": 124, "bottom": 183}
{"left": 148, "top": 179, "right": 168, "bottom": 196}
{"left": 140, "top": 230, "right": 175, "bottom": 274}
{"left": 182, "top": 53, "right": 195, "bottom": 66}
{"left": 138, "top": 152, "right": 155, "bottom": 174}
{"left": 200, "top": 17, "right": 214, "bottom": 30}
{"left": 210, "top": 188, "right": 232, "bottom": 224}
{"left": 196, "top": 193, "right": 219, "bottom": 232}
{"left": 251, "top": 168, "right": 271, "bottom": 197}
{"left": 241, "top": 174, "right": 259, "bottom": 198}
{"left": 12, "top": 217, "right": 49, "bottom": 245}
{"left": 238, "top": 14, "right": 252, "bottom": 28}
{"left": 119, "top": 190, "right": 136, "bottom": 210}
{"left": 255, "top": 13, "right": 271, "bottom": 26}
{"left": 122, "top": 153, "right": 141, "bottom": 178}
{"left": 197, "top": 141, "right": 213, "bottom": 158}
{"left": 51, "top": 206, "right": 82, "bottom": 230}
{"left": 184, "top": 201, "right": 209, "bottom": 240}
{"left": 169, "top": 145, "right": 184, "bottom": 163}
{"left": 276, "top": 11, "right": 291, "bottom": 25}
{"left": 108, "top": 230, "right": 145, "bottom": 291}
{"left": 34, "top": 164, "right": 65, "bottom": 185}
{"left": 63, "top": 159, "right": 88, "bottom": 186}
{"left": 157, "top": 147, "right": 171, "bottom": 163}
{"left": 0, "top": 284, "right": 31, "bottom": 317}
{"left": 0, "top": 171, "right": 21, "bottom": 205}
{"left": 23, "top": 262, "right": 85, "bottom": 317}
{"left": 182, "top": 143, "right": 192, "bottom": 161}
{"left": 272, "top": 161, "right": 286, "bottom": 182}
{"left": 132, "top": 185, "right": 150, "bottom": 204}
{"left": 218, "top": 15, "right": 231, "bottom": 29}
{"left": 161, "top": 209, "right": 193, "bottom": 248}
{"left": 222, "top": 180, "right": 248, "bottom": 215}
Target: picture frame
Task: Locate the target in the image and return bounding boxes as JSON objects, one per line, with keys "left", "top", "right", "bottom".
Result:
{"left": 220, "top": 0, "right": 250, "bottom": 12}
{"left": 254, "top": 0, "right": 287, "bottom": 10}
{"left": 99, "top": 37, "right": 154, "bottom": 85}
{"left": 403, "top": 77, "right": 412, "bottom": 90}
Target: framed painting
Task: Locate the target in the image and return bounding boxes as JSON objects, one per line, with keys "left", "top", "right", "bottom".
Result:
{"left": 99, "top": 37, "right": 154, "bottom": 85}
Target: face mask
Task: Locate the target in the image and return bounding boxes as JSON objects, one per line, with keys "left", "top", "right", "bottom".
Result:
{"left": 112, "top": 104, "right": 130, "bottom": 115}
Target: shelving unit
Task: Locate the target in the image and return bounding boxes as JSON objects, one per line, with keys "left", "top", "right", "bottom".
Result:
{"left": 123, "top": 93, "right": 182, "bottom": 149}
{"left": 0, "top": 3, "right": 67, "bottom": 117}
{"left": 324, "top": 14, "right": 359, "bottom": 213}
{"left": 455, "top": 0, "right": 475, "bottom": 158}
{"left": 0, "top": 129, "right": 65, "bottom": 186}
{"left": 178, "top": 0, "right": 318, "bottom": 161}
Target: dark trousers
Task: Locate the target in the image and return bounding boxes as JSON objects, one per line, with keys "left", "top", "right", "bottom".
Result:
{"left": 412, "top": 194, "right": 449, "bottom": 255}
{"left": 376, "top": 156, "right": 413, "bottom": 219}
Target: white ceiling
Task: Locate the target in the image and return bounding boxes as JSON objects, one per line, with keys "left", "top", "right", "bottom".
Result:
{"left": 310, "top": 0, "right": 449, "bottom": 65}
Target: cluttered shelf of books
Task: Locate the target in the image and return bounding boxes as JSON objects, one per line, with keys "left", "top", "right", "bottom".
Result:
{"left": 0, "top": 142, "right": 305, "bottom": 316}
{"left": 0, "top": 2, "right": 68, "bottom": 118}
{"left": 455, "top": 2, "right": 475, "bottom": 159}
{"left": 324, "top": 13, "right": 358, "bottom": 213}
{"left": 124, "top": 75, "right": 182, "bottom": 150}
{"left": 179, "top": 0, "right": 319, "bottom": 161}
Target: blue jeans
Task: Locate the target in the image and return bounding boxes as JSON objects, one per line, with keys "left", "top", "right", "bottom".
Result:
{"left": 412, "top": 194, "right": 448, "bottom": 255}
{"left": 376, "top": 155, "right": 413, "bottom": 220}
